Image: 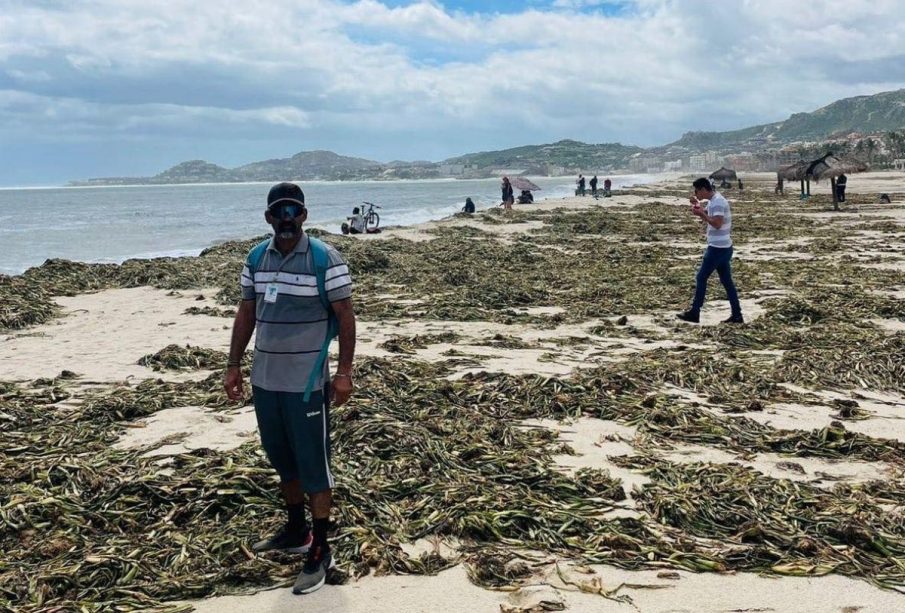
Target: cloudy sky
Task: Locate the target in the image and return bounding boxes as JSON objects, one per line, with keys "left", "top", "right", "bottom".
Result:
{"left": 1, "top": 0, "right": 904, "bottom": 185}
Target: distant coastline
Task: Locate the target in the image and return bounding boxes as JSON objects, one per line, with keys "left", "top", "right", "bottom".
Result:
{"left": 68, "top": 88, "right": 905, "bottom": 188}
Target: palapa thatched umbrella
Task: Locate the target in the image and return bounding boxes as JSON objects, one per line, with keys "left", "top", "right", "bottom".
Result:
{"left": 776, "top": 160, "right": 810, "bottom": 197}
{"left": 807, "top": 153, "right": 869, "bottom": 209}
{"left": 709, "top": 167, "right": 737, "bottom": 183}
{"left": 808, "top": 154, "right": 868, "bottom": 181}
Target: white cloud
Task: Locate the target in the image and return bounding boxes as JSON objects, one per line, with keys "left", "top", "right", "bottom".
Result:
{"left": 1, "top": 0, "right": 905, "bottom": 181}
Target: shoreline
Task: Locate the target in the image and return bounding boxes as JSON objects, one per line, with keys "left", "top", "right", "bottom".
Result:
{"left": 3, "top": 173, "right": 905, "bottom": 612}
{"left": 0, "top": 173, "right": 675, "bottom": 277}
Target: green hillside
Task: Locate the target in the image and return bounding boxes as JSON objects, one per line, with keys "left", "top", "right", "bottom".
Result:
{"left": 669, "top": 89, "right": 905, "bottom": 150}
{"left": 443, "top": 139, "right": 644, "bottom": 171}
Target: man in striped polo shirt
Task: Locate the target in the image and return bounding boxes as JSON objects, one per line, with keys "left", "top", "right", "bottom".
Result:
{"left": 677, "top": 178, "right": 744, "bottom": 324}
{"left": 224, "top": 182, "right": 356, "bottom": 595}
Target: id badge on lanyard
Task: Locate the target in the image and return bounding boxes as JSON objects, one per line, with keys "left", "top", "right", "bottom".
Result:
{"left": 264, "top": 282, "right": 279, "bottom": 303}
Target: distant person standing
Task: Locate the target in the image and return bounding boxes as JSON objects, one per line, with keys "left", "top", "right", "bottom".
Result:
{"left": 603, "top": 178, "right": 612, "bottom": 197}
{"left": 590, "top": 175, "right": 598, "bottom": 197}
{"left": 501, "top": 177, "right": 514, "bottom": 210}
{"left": 677, "top": 178, "right": 743, "bottom": 324}
{"left": 737, "top": 178, "right": 744, "bottom": 191}
{"left": 836, "top": 173, "right": 847, "bottom": 202}
{"left": 577, "top": 175, "right": 586, "bottom": 196}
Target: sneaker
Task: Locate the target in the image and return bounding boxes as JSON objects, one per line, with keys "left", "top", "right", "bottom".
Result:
{"left": 723, "top": 314, "right": 745, "bottom": 324}
{"left": 676, "top": 310, "right": 700, "bottom": 323}
{"left": 252, "top": 525, "right": 313, "bottom": 554}
{"left": 293, "top": 545, "right": 336, "bottom": 595}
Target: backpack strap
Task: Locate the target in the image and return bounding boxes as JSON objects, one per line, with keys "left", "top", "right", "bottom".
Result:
{"left": 308, "top": 237, "right": 332, "bottom": 312}
{"left": 303, "top": 236, "right": 339, "bottom": 402}
{"left": 246, "top": 239, "right": 271, "bottom": 277}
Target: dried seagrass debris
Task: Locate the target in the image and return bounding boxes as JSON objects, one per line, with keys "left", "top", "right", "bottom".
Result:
{"left": 831, "top": 399, "right": 872, "bottom": 421}
{"left": 378, "top": 332, "right": 461, "bottom": 354}
{"left": 4, "top": 181, "right": 905, "bottom": 612}
{"left": 474, "top": 333, "right": 538, "bottom": 349}
{"left": 184, "top": 305, "right": 237, "bottom": 317}
{"left": 137, "top": 344, "right": 231, "bottom": 371}
{"left": 616, "top": 455, "right": 905, "bottom": 589}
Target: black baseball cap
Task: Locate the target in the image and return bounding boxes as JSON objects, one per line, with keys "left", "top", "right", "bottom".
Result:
{"left": 267, "top": 182, "right": 305, "bottom": 210}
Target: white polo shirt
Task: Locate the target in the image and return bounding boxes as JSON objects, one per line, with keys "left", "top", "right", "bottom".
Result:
{"left": 705, "top": 192, "right": 732, "bottom": 248}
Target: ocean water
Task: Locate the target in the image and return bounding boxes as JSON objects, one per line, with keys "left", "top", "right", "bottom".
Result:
{"left": 0, "top": 174, "right": 661, "bottom": 275}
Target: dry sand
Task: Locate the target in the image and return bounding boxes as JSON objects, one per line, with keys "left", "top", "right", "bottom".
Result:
{"left": 5, "top": 172, "right": 905, "bottom": 612}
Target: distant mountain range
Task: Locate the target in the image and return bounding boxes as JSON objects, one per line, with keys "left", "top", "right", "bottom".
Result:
{"left": 98, "top": 151, "right": 383, "bottom": 185}
{"left": 664, "top": 89, "right": 905, "bottom": 151}
{"left": 72, "top": 89, "right": 905, "bottom": 185}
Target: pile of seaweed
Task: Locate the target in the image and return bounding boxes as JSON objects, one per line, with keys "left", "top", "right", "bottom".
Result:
{"left": 2, "top": 181, "right": 905, "bottom": 611}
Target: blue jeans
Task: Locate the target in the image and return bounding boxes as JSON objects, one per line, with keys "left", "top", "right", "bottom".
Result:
{"left": 691, "top": 246, "right": 741, "bottom": 316}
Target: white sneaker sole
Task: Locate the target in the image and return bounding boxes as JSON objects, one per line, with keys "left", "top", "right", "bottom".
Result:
{"left": 294, "top": 558, "right": 337, "bottom": 595}
{"left": 252, "top": 538, "right": 313, "bottom": 555}
{"left": 282, "top": 543, "right": 312, "bottom": 554}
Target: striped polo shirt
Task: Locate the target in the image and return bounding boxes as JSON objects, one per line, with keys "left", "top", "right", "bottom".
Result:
{"left": 705, "top": 192, "right": 732, "bottom": 248}
{"left": 239, "top": 233, "right": 352, "bottom": 393}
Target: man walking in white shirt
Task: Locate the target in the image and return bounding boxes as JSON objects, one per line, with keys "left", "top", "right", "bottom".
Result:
{"left": 677, "top": 178, "right": 744, "bottom": 324}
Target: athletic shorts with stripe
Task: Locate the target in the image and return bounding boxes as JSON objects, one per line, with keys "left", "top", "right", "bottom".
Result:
{"left": 252, "top": 385, "right": 334, "bottom": 493}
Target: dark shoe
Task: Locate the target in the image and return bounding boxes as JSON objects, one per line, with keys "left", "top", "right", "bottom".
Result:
{"left": 293, "top": 545, "right": 336, "bottom": 594}
{"left": 676, "top": 310, "right": 700, "bottom": 323}
{"left": 252, "top": 525, "right": 312, "bottom": 554}
{"left": 723, "top": 314, "right": 744, "bottom": 324}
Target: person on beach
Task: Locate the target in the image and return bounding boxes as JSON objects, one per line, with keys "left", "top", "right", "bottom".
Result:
{"left": 347, "top": 207, "right": 366, "bottom": 234}
{"left": 224, "top": 182, "right": 356, "bottom": 595}
{"left": 836, "top": 173, "right": 847, "bottom": 203}
{"left": 501, "top": 177, "right": 514, "bottom": 210}
{"left": 677, "top": 178, "right": 743, "bottom": 324}
{"left": 577, "top": 174, "right": 586, "bottom": 196}
{"left": 603, "top": 178, "right": 612, "bottom": 197}
{"left": 590, "top": 175, "right": 598, "bottom": 197}
{"left": 463, "top": 197, "right": 476, "bottom": 214}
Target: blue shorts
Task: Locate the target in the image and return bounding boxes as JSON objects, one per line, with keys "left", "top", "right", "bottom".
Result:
{"left": 252, "top": 386, "right": 334, "bottom": 493}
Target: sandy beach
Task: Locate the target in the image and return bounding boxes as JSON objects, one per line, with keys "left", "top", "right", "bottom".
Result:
{"left": 3, "top": 172, "right": 905, "bottom": 612}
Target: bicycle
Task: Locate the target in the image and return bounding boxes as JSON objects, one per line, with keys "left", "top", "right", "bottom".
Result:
{"left": 361, "top": 201, "right": 382, "bottom": 231}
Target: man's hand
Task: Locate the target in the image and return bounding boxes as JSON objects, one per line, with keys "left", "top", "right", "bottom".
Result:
{"left": 331, "top": 374, "right": 353, "bottom": 407}
{"left": 224, "top": 366, "right": 244, "bottom": 401}
{"left": 689, "top": 195, "right": 700, "bottom": 206}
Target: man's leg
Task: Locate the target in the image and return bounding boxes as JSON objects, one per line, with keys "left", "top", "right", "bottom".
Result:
{"left": 715, "top": 247, "right": 742, "bottom": 318}
{"left": 288, "top": 385, "right": 337, "bottom": 594}
{"left": 691, "top": 247, "right": 719, "bottom": 314}
{"left": 251, "top": 387, "right": 312, "bottom": 553}
{"left": 309, "top": 489, "right": 333, "bottom": 549}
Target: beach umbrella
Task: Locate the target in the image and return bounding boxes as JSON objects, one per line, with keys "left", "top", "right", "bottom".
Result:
{"left": 806, "top": 153, "right": 869, "bottom": 209}
{"left": 807, "top": 153, "right": 868, "bottom": 181}
{"left": 511, "top": 177, "right": 541, "bottom": 192}
{"left": 776, "top": 160, "right": 810, "bottom": 197}
{"left": 709, "top": 167, "right": 737, "bottom": 181}
{"left": 777, "top": 160, "right": 809, "bottom": 182}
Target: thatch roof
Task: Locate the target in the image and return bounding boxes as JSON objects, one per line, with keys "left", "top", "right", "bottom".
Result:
{"left": 777, "top": 160, "right": 809, "bottom": 181}
{"left": 807, "top": 153, "right": 869, "bottom": 181}
{"left": 511, "top": 177, "right": 541, "bottom": 192}
{"left": 709, "top": 167, "right": 737, "bottom": 181}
